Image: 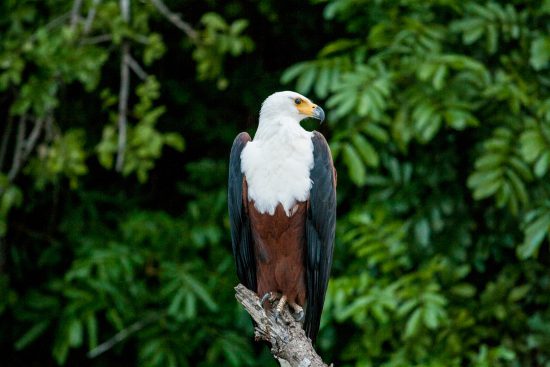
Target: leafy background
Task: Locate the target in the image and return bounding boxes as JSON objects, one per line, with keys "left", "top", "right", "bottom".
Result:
{"left": 1, "top": 0, "right": 550, "bottom": 366}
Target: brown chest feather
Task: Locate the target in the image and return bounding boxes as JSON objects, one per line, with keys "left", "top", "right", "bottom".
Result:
{"left": 247, "top": 199, "right": 308, "bottom": 305}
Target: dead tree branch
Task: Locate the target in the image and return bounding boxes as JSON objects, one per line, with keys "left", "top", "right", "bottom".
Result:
{"left": 21, "top": 117, "right": 45, "bottom": 163}
{"left": 234, "top": 284, "right": 331, "bottom": 367}
{"left": 115, "top": 0, "right": 131, "bottom": 173}
{"left": 126, "top": 54, "right": 148, "bottom": 80}
{"left": 7, "top": 116, "right": 27, "bottom": 182}
{"left": 4, "top": 116, "right": 46, "bottom": 183}
{"left": 87, "top": 313, "right": 160, "bottom": 359}
{"left": 80, "top": 34, "right": 112, "bottom": 45}
{"left": 149, "top": 0, "right": 197, "bottom": 40}
{"left": 115, "top": 43, "right": 130, "bottom": 172}
{"left": 70, "top": 0, "right": 83, "bottom": 31}
{"left": 83, "top": 0, "right": 101, "bottom": 34}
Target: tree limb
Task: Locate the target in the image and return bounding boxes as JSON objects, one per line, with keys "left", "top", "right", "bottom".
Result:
{"left": 87, "top": 313, "right": 160, "bottom": 359}
{"left": 80, "top": 34, "right": 112, "bottom": 45}
{"left": 83, "top": 0, "right": 101, "bottom": 34}
{"left": 115, "top": 0, "right": 131, "bottom": 173}
{"left": 70, "top": 0, "right": 83, "bottom": 32}
{"left": 115, "top": 42, "right": 130, "bottom": 172}
{"left": 21, "top": 117, "right": 45, "bottom": 163}
{"left": 126, "top": 54, "right": 148, "bottom": 80}
{"left": 7, "top": 116, "right": 27, "bottom": 182}
{"left": 149, "top": 0, "right": 198, "bottom": 41}
{"left": 234, "top": 284, "right": 331, "bottom": 367}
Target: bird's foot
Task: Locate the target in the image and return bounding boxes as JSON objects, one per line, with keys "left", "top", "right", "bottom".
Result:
{"left": 260, "top": 292, "right": 273, "bottom": 306}
{"left": 273, "top": 295, "right": 287, "bottom": 324}
{"left": 260, "top": 291, "right": 280, "bottom": 306}
{"left": 289, "top": 302, "right": 304, "bottom": 322}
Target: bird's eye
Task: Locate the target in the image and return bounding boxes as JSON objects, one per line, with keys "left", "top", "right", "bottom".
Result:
{"left": 294, "top": 98, "right": 302, "bottom": 105}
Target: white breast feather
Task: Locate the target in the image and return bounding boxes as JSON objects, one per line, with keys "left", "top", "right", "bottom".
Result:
{"left": 241, "top": 129, "right": 314, "bottom": 216}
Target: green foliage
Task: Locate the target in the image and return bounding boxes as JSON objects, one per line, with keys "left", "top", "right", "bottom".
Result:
{"left": 2, "top": 0, "right": 550, "bottom": 366}
{"left": 97, "top": 76, "right": 184, "bottom": 182}
{"left": 192, "top": 12, "right": 254, "bottom": 89}
{"left": 0, "top": 176, "right": 22, "bottom": 236}
{"left": 282, "top": 0, "right": 550, "bottom": 365}
{"left": 26, "top": 129, "right": 89, "bottom": 189}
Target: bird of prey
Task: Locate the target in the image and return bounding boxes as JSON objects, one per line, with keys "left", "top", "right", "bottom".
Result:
{"left": 228, "top": 91, "right": 336, "bottom": 342}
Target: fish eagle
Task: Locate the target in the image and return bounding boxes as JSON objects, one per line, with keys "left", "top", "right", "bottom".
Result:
{"left": 228, "top": 91, "right": 336, "bottom": 342}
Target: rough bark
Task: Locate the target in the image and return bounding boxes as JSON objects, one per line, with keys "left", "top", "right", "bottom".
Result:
{"left": 234, "top": 284, "right": 331, "bottom": 367}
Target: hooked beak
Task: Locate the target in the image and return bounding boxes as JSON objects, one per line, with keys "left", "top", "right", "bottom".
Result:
{"left": 312, "top": 105, "right": 325, "bottom": 123}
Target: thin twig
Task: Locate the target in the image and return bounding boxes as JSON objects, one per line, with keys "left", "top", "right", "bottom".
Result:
{"left": 7, "top": 116, "right": 27, "bottom": 182}
{"left": 126, "top": 54, "right": 148, "bottom": 80}
{"left": 115, "top": 0, "right": 131, "bottom": 172}
{"left": 80, "top": 34, "right": 112, "bottom": 45}
{"left": 0, "top": 116, "right": 14, "bottom": 172}
{"left": 149, "top": 0, "right": 198, "bottom": 40}
{"left": 87, "top": 313, "right": 160, "bottom": 359}
{"left": 120, "top": 0, "right": 130, "bottom": 22}
{"left": 21, "top": 117, "right": 45, "bottom": 163}
{"left": 115, "top": 44, "right": 130, "bottom": 172}
{"left": 116, "top": 43, "right": 130, "bottom": 172}
{"left": 28, "top": 13, "right": 71, "bottom": 43}
{"left": 70, "top": 0, "right": 83, "bottom": 32}
{"left": 83, "top": 0, "right": 101, "bottom": 34}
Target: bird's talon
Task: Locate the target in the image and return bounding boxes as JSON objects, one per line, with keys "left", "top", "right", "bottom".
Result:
{"left": 260, "top": 292, "right": 272, "bottom": 306}
{"left": 293, "top": 310, "right": 305, "bottom": 322}
{"left": 274, "top": 311, "right": 281, "bottom": 324}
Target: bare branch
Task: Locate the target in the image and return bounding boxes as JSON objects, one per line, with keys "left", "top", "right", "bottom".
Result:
{"left": 5, "top": 116, "right": 46, "bottom": 183}
{"left": 7, "top": 116, "right": 27, "bottom": 182}
{"left": 70, "top": 0, "right": 83, "bottom": 31}
{"left": 87, "top": 313, "right": 159, "bottom": 359}
{"left": 80, "top": 34, "right": 112, "bottom": 45}
{"left": 149, "top": 0, "right": 198, "bottom": 40}
{"left": 235, "top": 284, "right": 331, "bottom": 367}
{"left": 115, "top": 42, "right": 130, "bottom": 172}
{"left": 126, "top": 54, "right": 148, "bottom": 80}
{"left": 0, "top": 116, "right": 14, "bottom": 173}
{"left": 120, "top": 0, "right": 130, "bottom": 22}
{"left": 29, "top": 13, "right": 71, "bottom": 43}
{"left": 83, "top": 0, "right": 101, "bottom": 34}
{"left": 115, "top": 0, "right": 131, "bottom": 173}
{"left": 21, "top": 117, "right": 45, "bottom": 163}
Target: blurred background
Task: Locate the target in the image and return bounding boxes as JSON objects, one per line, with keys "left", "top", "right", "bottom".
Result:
{"left": 1, "top": 0, "right": 550, "bottom": 366}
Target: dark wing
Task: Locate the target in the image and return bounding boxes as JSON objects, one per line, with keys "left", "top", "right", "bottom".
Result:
{"left": 228, "top": 132, "right": 257, "bottom": 292}
{"left": 304, "top": 131, "right": 337, "bottom": 343}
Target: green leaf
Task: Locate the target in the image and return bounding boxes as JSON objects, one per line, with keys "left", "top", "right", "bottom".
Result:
{"left": 450, "top": 284, "right": 476, "bottom": 298}
{"left": 163, "top": 133, "right": 185, "bottom": 152}
{"left": 182, "top": 273, "right": 218, "bottom": 312}
{"left": 363, "top": 122, "right": 389, "bottom": 143}
{"left": 423, "top": 306, "right": 439, "bottom": 330}
{"left": 86, "top": 313, "right": 98, "bottom": 350}
{"left": 351, "top": 134, "right": 379, "bottom": 167}
{"left": 281, "top": 63, "right": 307, "bottom": 84}
{"left": 404, "top": 308, "right": 422, "bottom": 338}
{"left": 534, "top": 151, "right": 550, "bottom": 177}
{"left": 467, "top": 169, "right": 502, "bottom": 189}
{"left": 518, "top": 211, "right": 550, "bottom": 259}
{"left": 342, "top": 144, "right": 366, "bottom": 186}
{"left": 508, "top": 285, "right": 531, "bottom": 302}
{"left": 473, "top": 179, "right": 502, "bottom": 200}
{"left": 530, "top": 36, "right": 550, "bottom": 70}
{"left": 15, "top": 321, "right": 50, "bottom": 350}
{"left": 296, "top": 68, "right": 317, "bottom": 94}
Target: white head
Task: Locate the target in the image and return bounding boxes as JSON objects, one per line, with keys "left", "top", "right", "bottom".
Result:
{"left": 259, "top": 91, "right": 325, "bottom": 125}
